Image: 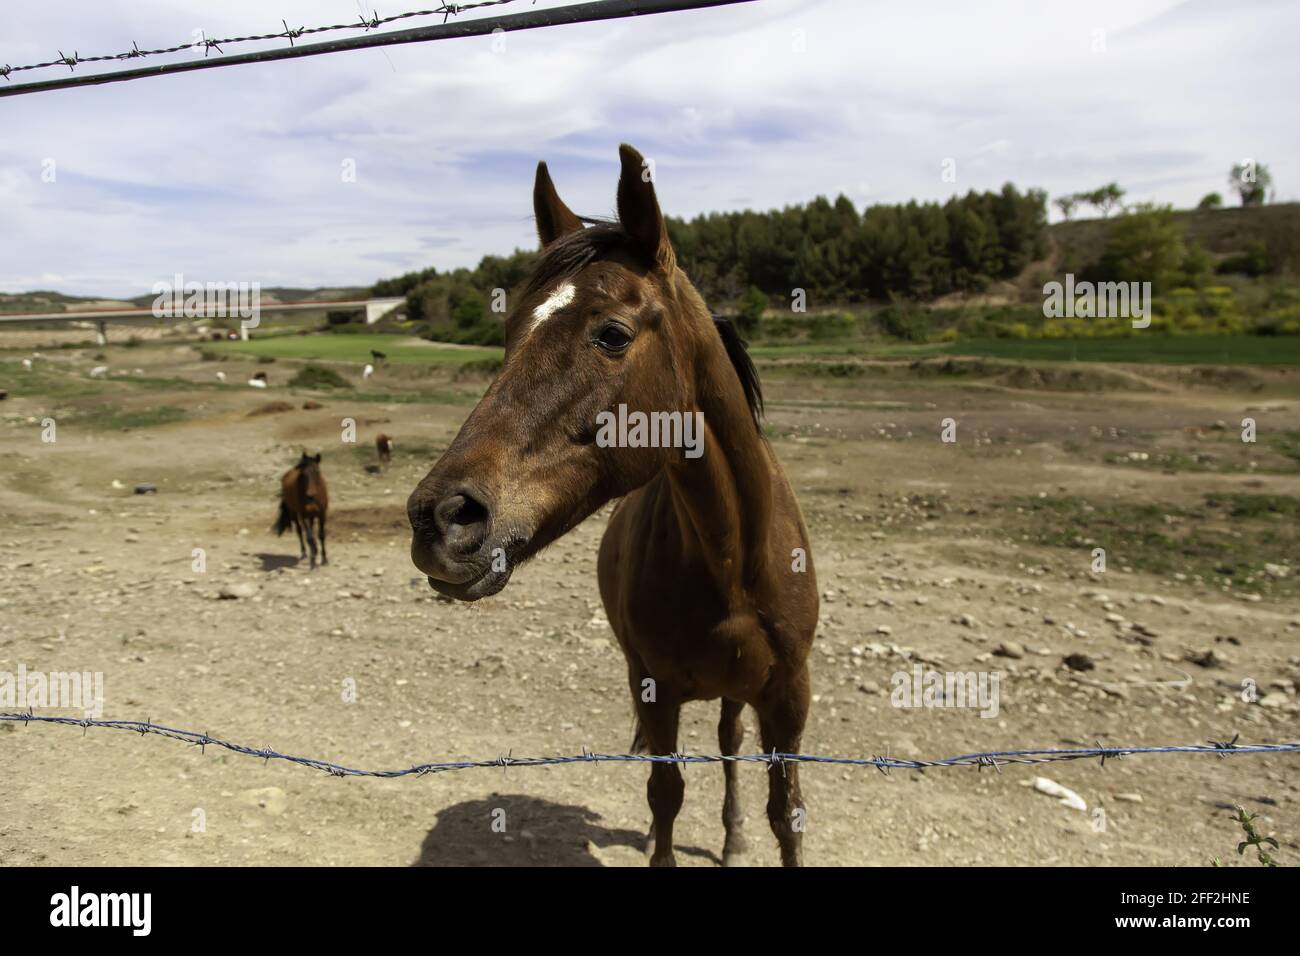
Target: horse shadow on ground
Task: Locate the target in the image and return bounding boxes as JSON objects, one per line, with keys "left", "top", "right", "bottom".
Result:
{"left": 253, "top": 552, "right": 301, "bottom": 572}
{"left": 410, "top": 794, "right": 721, "bottom": 867}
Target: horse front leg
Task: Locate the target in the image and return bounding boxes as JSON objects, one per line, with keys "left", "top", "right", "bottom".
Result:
{"left": 293, "top": 515, "right": 306, "bottom": 560}
{"left": 757, "top": 666, "right": 810, "bottom": 867}
{"left": 632, "top": 671, "right": 684, "bottom": 868}
{"left": 303, "top": 516, "right": 318, "bottom": 570}
{"left": 719, "top": 697, "right": 749, "bottom": 866}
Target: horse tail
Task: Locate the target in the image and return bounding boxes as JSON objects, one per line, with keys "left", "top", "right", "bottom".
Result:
{"left": 273, "top": 499, "right": 294, "bottom": 536}
{"left": 629, "top": 718, "right": 647, "bottom": 755}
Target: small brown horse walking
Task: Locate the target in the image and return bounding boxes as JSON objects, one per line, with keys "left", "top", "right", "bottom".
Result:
{"left": 275, "top": 452, "right": 329, "bottom": 569}
{"left": 407, "top": 145, "right": 818, "bottom": 866}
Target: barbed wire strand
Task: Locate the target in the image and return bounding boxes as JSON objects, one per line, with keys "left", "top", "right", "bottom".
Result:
{"left": 3, "top": 713, "right": 1296, "bottom": 779}
{"left": 0, "top": 0, "right": 758, "bottom": 98}
{"left": 1, "top": 1, "right": 525, "bottom": 78}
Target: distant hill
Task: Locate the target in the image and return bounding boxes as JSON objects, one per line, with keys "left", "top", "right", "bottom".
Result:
{"left": 0, "top": 286, "right": 368, "bottom": 315}
{"left": 1049, "top": 202, "right": 1300, "bottom": 275}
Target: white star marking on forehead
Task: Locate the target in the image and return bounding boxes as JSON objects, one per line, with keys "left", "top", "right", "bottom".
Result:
{"left": 529, "top": 281, "right": 576, "bottom": 334}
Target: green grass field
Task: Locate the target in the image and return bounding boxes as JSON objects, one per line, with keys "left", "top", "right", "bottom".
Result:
{"left": 214, "top": 334, "right": 501, "bottom": 366}
{"left": 935, "top": 335, "right": 1300, "bottom": 365}
{"left": 752, "top": 334, "right": 1300, "bottom": 365}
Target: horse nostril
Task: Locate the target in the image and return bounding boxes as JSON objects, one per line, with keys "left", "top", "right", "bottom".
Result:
{"left": 434, "top": 489, "right": 490, "bottom": 553}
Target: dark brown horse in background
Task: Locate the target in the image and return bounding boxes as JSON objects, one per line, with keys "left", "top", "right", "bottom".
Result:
{"left": 275, "top": 452, "right": 329, "bottom": 569}
{"left": 407, "top": 145, "right": 818, "bottom": 866}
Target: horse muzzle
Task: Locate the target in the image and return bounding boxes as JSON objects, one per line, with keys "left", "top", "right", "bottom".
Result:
{"left": 407, "top": 482, "right": 514, "bottom": 601}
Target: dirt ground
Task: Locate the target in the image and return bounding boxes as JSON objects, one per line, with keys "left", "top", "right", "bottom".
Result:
{"left": 1, "top": 340, "right": 1297, "bottom": 866}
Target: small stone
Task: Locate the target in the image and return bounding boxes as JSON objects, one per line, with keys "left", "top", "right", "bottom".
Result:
{"left": 1062, "top": 653, "right": 1095, "bottom": 672}
{"left": 993, "top": 641, "right": 1025, "bottom": 659}
{"left": 237, "top": 787, "right": 287, "bottom": 815}
{"left": 1185, "top": 649, "right": 1222, "bottom": 669}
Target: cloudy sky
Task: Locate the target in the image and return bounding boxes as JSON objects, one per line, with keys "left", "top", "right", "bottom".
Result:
{"left": 1, "top": 0, "right": 1295, "bottom": 297}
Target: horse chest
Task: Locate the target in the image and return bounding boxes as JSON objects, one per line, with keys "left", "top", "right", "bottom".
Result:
{"left": 614, "top": 579, "right": 773, "bottom": 701}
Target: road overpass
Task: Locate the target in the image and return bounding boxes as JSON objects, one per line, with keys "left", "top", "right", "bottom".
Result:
{"left": 0, "top": 297, "right": 405, "bottom": 344}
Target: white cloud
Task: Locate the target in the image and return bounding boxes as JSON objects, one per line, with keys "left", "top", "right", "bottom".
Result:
{"left": 0, "top": 0, "right": 1295, "bottom": 296}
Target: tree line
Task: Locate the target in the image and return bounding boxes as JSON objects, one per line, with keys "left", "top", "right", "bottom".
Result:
{"left": 373, "top": 184, "right": 1050, "bottom": 343}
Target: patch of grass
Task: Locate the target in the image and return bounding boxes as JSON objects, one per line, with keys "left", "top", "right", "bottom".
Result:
{"left": 288, "top": 364, "right": 351, "bottom": 389}
{"left": 316, "top": 387, "right": 479, "bottom": 406}
{"left": 452, "top": 358, "right": 503, "bottom": 380}
{"left": 349, "top": 441, "right": 438, "bottom": 465}
{"left": 1103, "top": 451, "right": 1234, "bottom": 473}
{"left": 937, "top": 335, "right": 1300, "bottom": 365}
{"left": 1270, "top": 431, "right": 1300, "bottom": 464}
{"left": 0, "top": 361, "right": 110, "bottom": 402}
{"left": 74, "top": 404, "right": 188, "bottom": 431}
{"left": 215, "top": 333, "right": 501, "bottom": 367}
{"left": 1003, "top": 495, "right": 1296, "bottom": 595}
{"left": 1204, "top": 492, "right": 1300, "bottom": 519}
{"left": 750, "top": 341, "right": 938, "bottom": 360}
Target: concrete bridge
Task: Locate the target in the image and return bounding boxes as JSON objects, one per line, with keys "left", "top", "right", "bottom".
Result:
{"left": 0, "top": 297, "right": 405, "bottom": 344}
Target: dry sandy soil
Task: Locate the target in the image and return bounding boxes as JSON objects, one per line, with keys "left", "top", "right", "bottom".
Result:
{"left": 1, "top": 340, "right": 1297, "bottom": 866}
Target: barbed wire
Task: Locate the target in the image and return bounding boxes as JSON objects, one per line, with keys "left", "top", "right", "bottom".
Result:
{"left": 0, "top": 0, "right": 758, "bottom": 98}
{"left": 2, "top": 713, "right": 1296, "bottom": 779}
{"left": 0, "top": 2, "right": 526, "bottom": 80}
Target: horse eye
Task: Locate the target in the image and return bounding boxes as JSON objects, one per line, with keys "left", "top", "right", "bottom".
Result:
{"left": 594, "top": 323, "right": 633, "bottom": 353}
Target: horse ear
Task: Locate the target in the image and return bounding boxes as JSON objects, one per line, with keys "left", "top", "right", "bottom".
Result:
{"left": 314, "top": 453, "right": 322, "bottom": 463}
{"left": 616, "top": 144, "right": 674, "bottom": 272}
{"left": 533, "top": 161, "right": 583, "bottom": 248}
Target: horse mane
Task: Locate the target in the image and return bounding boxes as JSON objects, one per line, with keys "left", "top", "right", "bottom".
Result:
{"left": 522, "top": 220, "right": 765, "bottom": 430}
{"left": 711, "top": 313, "right": 764, "bottom": 428}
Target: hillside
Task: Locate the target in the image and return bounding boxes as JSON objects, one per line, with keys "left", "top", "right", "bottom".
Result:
{"left": 1049, "top": 202, "right": 1300, "bottom": 275}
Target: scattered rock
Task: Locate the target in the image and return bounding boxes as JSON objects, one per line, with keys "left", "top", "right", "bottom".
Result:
{"left": 1031, "top": 777, "right": 1086, "bottom": 812}
{"left": 993, "top": 641, "right": 1025, "bottom": 659}
{"left": 1062, "top": 653, "right": 1095, "bottom": 672}
{"left": 218, "top": 583, "right": 258, "bottom": 600}
{"left": 134, "top": 484, "right": 158, "bottom": 495}
{"left": 1185, "top": 649, "right": 1222, "bottom": 669}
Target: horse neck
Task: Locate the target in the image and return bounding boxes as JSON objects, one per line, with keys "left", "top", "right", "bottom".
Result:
{"left": 662, "top": 311, "right": 773, "bottom": 597}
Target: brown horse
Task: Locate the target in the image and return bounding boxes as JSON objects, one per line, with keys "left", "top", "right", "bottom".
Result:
{"left": 376, "top": 433, "right": 394, "bottom": 465}
{"left": 407, "top": 145, "right": 818, "bottom": 867}
{"left": 274, "top": 452, "right": 329, "bottom": 569}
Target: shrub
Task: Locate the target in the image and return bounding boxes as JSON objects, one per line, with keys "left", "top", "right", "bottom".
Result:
{"left": 1216, "top": 241, "right": 1273, "bottom": 277}
{"left": 874, "top": 302, "right": 929, "bottom": 341}
{"left": 736, "top": 286, "right": 769, "bottom": 335}
{"left": 289, "top": 364, "right": 350, "bottom": 389}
